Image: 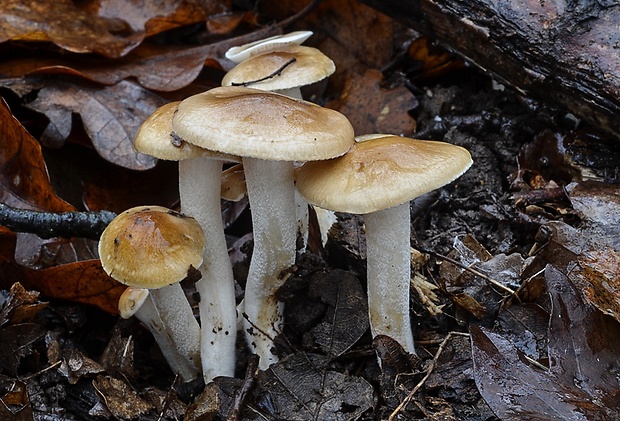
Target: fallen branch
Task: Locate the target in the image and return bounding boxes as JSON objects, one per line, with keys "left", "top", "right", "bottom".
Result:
{"left": 0, "top": 202, "right": 116, "bottom": 240}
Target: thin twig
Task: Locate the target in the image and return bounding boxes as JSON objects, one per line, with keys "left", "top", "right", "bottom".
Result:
{"left": 388, "top": 332, "right": 469, "bottom": 421}
{"left": 228, "top": 355, "right": 260, "bottom": 421}
{"left": 418, "top": 247, "right": 519, "bottom": 300}
{"left": 230, "top": 58, "right": 297, "bottom": 87}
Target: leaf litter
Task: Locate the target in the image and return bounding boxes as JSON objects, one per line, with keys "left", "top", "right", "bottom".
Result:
{"left": 0, "top": 0, "right": 619, "bottom": 419}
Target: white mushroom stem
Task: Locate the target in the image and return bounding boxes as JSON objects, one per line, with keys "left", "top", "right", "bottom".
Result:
{"left": 179, "top": 158, "right": 237, "bottom": 381}
{"left": 242, "top": 158, "right": 296, "bottom": 369}
{"left": 149, "top": 284, "right": 202, "bottom": 373}
{"left": 364, "top": 202, "right": 416, "bottom": 354}
{"left": 123, "top": 290, "right": 199, "bottom": 381}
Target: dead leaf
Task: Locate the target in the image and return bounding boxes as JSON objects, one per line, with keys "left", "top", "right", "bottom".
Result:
{"left": 566, "top": 180, "right": 620, "bottom": 250}
{"left": 0, "top": 283, "right": 45, "bottom": 326}
{"left": 0, "top": 0, "right": 145, "bottom": 58}
{"left": 32, "top": 260, "right": 125, "bottom": 315}
{"left": 93, "top": 375, "right": 152, "bottom": 419}
{"left": 406, "top": 36, "right": 464, "bottom": 81}
{"left": 0, "top": 324, "right": 45, "bottom": 376}
{"left": 88, "top": 0, "right": 208, "bottom": 36}
{"left": 0, "top": 380, "right": 34, "bottom": 421}
{"left": 329, "top": 69, "right": 417, "bottom": 136}
{"left": 0, "top": 99, "right": 73, "bottom": 212}
{"left": 59, "top": 348, "right": 105, "bottom": 384}
{"left": 471, "top": 265, "right": 620, "bottom": 420}
{"left": 0, "top": 29, "right": 282, "bottom": 92}
{"left": 257, "top": 352, "right": 373, "bottom": 420}
{"left": 8, "top": 78, "right": 164, "bottom": 170}
{"left": 308, "top": 270, "right": 368, "bottom": 358}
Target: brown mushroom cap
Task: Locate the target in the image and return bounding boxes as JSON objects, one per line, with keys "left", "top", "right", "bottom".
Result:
{"left": 99, "top": 205, "right": 206, "bottom": 289}
{"left": 172, "top": 86, "right": 354, "bottom": 161}
{"left": 296, "top": 135, "right": 473, "bottom": 214}
{"left": 118, "top": 287, "right": 149, "bottom": 319}
{"left": 134, "top": 102, "right": 238, "bottom": 162}
{"left": 221, "top": 45, "right": 335, "bottom": 92}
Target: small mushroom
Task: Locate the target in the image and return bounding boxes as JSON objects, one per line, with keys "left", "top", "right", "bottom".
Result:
{"left": 99, "top": 205, "right": 204, "bottom": 379}
{"left": 225, "top": 31, "right": 313, "bottom": 64}
{"left": 119, "top": 287, "right": 198, "bottom": 381}
{"left": 296, "top": 135, "right": 473, "bottom": 354}
{"left": 172, "top": 86, "right": 355, "bottom": 368}
{"left": 134, "top": 102, "right": 240, "bottom": 381}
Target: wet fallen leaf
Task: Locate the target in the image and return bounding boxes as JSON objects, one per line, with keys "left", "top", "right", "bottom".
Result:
{"left": 0, "top": 0, "right": 145, "bottom": 58}
{"left": 329, "top": 69, "right": 417, "bottom": 136}
{"left": 257, "top": 352, "right": 373, "bottom": 420}
{"left": 88, "top": 0, "right": 208, "bottom": 36}
{"left": 59, "top": 348, "right": 105, "bottom": 385}
{"left": 406, "top": 36, "right": 464, "bottom": 82}
{"left": 12, "top": 78, "right": 164, "bottom": 170}
{"left": 0, "top": 324, "right": 45, "bottom": 376}
{"left": 0, "top": 28, "right": 280, "bottom": 92}
{"left": 0, "top": 283, "right": 46, "bottom": 326}
{"left": 0, "top": 380, "right": 33, "bottom": 421}
{"left": 566, "top": 180, "right": 620, "bottom": 250}
{"left": 308, "top": 270, "right": 368, "bottom": 358}
{"left": 32, "top": 260, "right": 125, "bottom": 315}
{"left": 0, "top": 99, "right": 73, "bottom": 212}
{"left": 471, "top": 265, "right": 620, "bottom": 420}
{"left": 93, "top": 375, "right": 152, "bottom": 419}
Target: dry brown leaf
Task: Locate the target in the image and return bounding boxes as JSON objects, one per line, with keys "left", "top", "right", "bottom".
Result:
{"left": 329, "top": 69, "right": 417, "bottom": 136}
{"left": 0, "top": 99, "right": 74, "bottom": 212}
{"left": 0, "top": 0, "right": 145, "bottom": 58}
{"left": 0, "top": 27, "right": 281, "bottom": 93}
{"left": 87, "top": 0, "right": 208, "bottom": 36}
{"left": 32, "top": 260, "right": 125, "bottom": 315}
{"left": 93, "top": 375, "right": 152, "bottom": 418}
{"left": 2, "top": 78, "right": 165, "bottom": 170}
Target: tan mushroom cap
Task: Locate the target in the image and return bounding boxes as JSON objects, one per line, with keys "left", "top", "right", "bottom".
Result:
{"left": 173, "top": 86, "right": 355, "bottom": 161}
{"left": 296, "top": 135, "right": 473, "bottom": 214}
{"left": 221, "top": 45, "right": 335, "bottom": 92}
{"left": 118, "top": 287, "right": 149, "bottom": 319}
{"left": 134, "top": 102, "right": 239, "bottom": 162}
{"left": 99, "top": 205, "right": 206, "bottom": 289}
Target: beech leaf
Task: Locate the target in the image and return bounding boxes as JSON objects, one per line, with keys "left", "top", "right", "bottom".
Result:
{"left": 23, "top": 79, "right": 164, "bottom": 170}
{"left": 471, "top": 265, "right": 620, "bottom": 420}
{"left": 0, "top": 0, "right": 145, "bottom": 58}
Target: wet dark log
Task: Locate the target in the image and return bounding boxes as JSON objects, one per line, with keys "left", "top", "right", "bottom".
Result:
{"left": 361, "top": 0, "right": 620, "bottom": 141}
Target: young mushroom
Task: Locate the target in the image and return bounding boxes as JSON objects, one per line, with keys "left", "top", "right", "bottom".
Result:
{"left": 172, "top": 86, "right": 355, "bottom": 368}
{"left": 118, "top": 287, "right": 198, "bottom": 381}
{"left": 225, "top": 30, "right": 313, "bottom": 64}
{"left": 99, "top": 205, "right": 205, "bottom": 377}
{"left": 134, "top": 102, "right": 240, "bottom": 381}
{"left": 296, "top": 135, "right": 473, "bottom": 355}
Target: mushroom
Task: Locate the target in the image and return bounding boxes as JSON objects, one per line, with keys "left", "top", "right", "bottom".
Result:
{"left": 99, "top": 205, "right": 205, "bottom": 377}
{"left": 119, "top": 287, "right": 198, "bottom": 381}
{"left": 222, "top": 44, "right": 335, "bottom": 100}
{"left": 296, "top": 135, "right": 473, "bottom": 354}
{"left": 134, "top": 102, "right": 240, "bottom": 381}
{"left": 225, "top": 31, "right": 313, "bottom": 64}
{"left": 222, "top": 38, "right": 336, "bottom": 250}
{"left": 172, "top": 86, "right": 355, "bottom": 368}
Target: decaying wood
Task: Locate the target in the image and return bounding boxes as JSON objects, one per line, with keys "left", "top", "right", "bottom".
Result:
{"left": 361, "top": 0, "right": 620, "bottom": 141}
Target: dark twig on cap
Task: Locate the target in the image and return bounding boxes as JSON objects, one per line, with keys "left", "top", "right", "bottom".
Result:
{"left": 230, "top": 58, "right": 297, "bottom": 87}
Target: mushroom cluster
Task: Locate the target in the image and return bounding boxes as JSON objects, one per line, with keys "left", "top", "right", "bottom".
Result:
{"left": 100, "top": 32, "right": 473, "bottom": 381}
